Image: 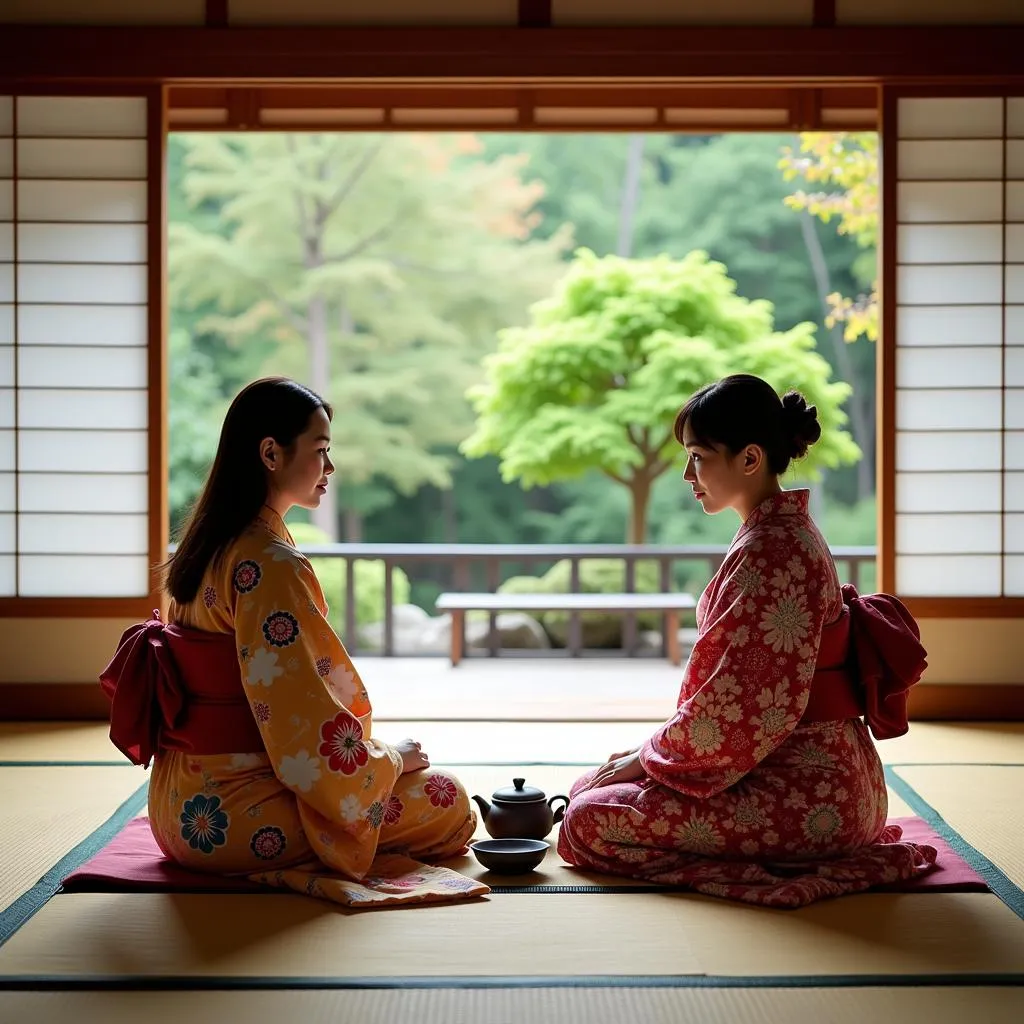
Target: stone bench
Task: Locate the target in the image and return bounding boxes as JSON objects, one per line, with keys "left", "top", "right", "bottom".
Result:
{"left": 435, "top": 591, "right": 697, "bottom": 667}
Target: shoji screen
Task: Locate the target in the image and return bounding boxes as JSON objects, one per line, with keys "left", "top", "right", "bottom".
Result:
{"left": 1, "top": 95, "right": 151, "bottom": 598}
{"left": 893, "top": 95, "right": 1022, "bottom": 598}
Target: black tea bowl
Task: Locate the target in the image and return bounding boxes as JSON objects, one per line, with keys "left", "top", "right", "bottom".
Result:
{"left": 469, "top": 838, "right": 549, "bottom": 875}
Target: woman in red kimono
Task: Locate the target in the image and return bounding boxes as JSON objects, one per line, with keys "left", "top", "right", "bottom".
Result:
{"left": 557, "top": 374, "right": 934, "bottom": 907}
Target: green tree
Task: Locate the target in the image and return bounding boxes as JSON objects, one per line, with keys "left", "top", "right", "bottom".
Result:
{"left": 169, "top": 132, "right": 567, "bottom": 540}
{"left": 463, "top": 249, "right": 860, "bottom": 544}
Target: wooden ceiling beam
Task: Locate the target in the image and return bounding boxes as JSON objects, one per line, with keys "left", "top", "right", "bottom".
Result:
{"left": 1, "top": 25, "right": 1024, "bottom": 83}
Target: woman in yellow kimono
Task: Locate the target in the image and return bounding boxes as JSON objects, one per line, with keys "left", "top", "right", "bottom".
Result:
{"left": 105, "top": 377, "right": 485, "bottom": 907}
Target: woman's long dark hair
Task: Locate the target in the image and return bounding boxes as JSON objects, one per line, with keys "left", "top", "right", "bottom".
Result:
{"left": 164, "top": 377, "right": 333, "bottom": 604}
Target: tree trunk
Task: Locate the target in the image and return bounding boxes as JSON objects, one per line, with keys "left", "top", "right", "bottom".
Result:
{"left": 628, "top": 475, "right": 651, "bottom": 545}
{"left": 617, "top": 135, "right": 646, "bottom": 258}
{"left": 798, "top": 212, "right": 874, "bottom": 501}
{"left": 307, "top": 293, "right": 338, "bottom": 538}
{"left": 343, "top": 508, "right": 363, "bottom": 543}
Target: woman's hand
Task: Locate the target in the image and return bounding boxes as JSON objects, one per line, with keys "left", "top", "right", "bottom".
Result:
{"left": 394, "top": 738, "right": 430, "bottom": 774}
{"left": 588, "top": 750, "right": 645, "bottom": 789}
{"left": 606, "top": 744, "right": 641, "bottom": 762}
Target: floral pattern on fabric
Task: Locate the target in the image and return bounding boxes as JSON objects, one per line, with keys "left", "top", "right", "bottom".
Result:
{"left": 557, "top": 490, "right": 937, "bottom": 907}
{"left": 250, "top": 825, "right": 287, "bottom": 860}
{"left": 180, "top": 793, "right": 229, "bottom": 854}
{"left": 147, "top": 506, "right": 482, "bottom": 907}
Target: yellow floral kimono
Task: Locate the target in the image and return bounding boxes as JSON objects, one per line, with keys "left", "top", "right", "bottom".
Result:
{"left": 148, "top": 506, "right": 487, "bottom": 907}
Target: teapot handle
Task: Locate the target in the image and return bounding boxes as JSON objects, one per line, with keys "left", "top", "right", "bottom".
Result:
{"left": 548, "top": 794, "right": 570, "bottom": 824}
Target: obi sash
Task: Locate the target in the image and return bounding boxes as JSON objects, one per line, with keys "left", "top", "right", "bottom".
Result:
{"left": 99, "top": 613, "right": 265, "bottom": 768}
{"left": 802, "top": 584, "right": 928, "bottom": 740}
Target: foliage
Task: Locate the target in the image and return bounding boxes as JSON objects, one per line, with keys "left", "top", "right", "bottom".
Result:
{"left": 169, "top": 132, "right": 568, "bottom": 536}
{"left": 779, "top": 133, "right": 879, "bottom": 342}
{"left": 462, "top": 248, "right": 861, "bottom": 543}
{"left": 287, "top": 522, "right": 410, "bottom": 632}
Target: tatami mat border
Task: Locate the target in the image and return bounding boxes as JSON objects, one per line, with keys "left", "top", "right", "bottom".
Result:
{"left": 884, "top": 765, "right": 1024, "bottom": 922}
{"left": 0, "top": 972, "right": 1022, "bottom": 992}
{"left": 0, "top": 781, "right": 150, "bottom": 947}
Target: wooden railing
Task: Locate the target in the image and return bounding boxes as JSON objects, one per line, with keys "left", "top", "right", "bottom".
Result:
{"left": 296, "top": 543, "right": 877, "bottom": 658}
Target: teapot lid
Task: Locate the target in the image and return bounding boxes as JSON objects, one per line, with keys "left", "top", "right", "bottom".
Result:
{"left": 493, "top": 777, "right": 545, "bottom": 803}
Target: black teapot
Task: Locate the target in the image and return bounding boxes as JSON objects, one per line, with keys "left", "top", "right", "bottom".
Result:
{"left": 471, "top": 778, "right": 570, "bottom": 841}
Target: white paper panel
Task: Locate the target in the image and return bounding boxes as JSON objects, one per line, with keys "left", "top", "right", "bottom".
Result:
{"left": 0, "top": 554, "right": 13, "bottom": 596}
{"left": 1007, "top": 307, "right": 1024, "bottom": 347}
{"left": 0, "top": 140, "right": 11, "bottom": 178}
{"left": 1007, "top": 348, "right": 1024, "bottom": 387}
{"left": 0, "top": 182, "right": 11, "bottom": 221}
{"left": 0, "top": 472, "right": 12, "bottom": 511}
{"left": 896, "top": 346, "right": 1002, "bottom": 388}
{"left": 1005, "top": 556, "right": 1024, "bottom": 596}
{"left": 1011, "top": 99, "right": 1024, "bottom": 139}
{"left": 18, "top": 345, "right": 146, "bottom": 389}
{"left": 0, "top": 98, "right": 11, "bottom": 137}
{"left": 0, "top": 306, "right": 11, "bottom": 345}
{"left": 0, "top": 223, "right": 12, "bottom": 261}
{"left": 18, "top": 429, "right": 147, "bottom": 473}
{"left": 898, "top": 139, "right": 1003, "bottom": 181}
{"left": 0, "top": 388, "right": 12, "bottom": 428}
{"left": 897, "top": 224, "right": 1002, "bottom": 265}
{"left": 1007, "top": 266, "right": 1024, "bottom": 304}
{"left": 1009, "top": 183, "right": 1024, "bottom": 222}
{"left": 233, "top": 0, "right": 518, "bottom": 23}
{"left": 1005, "top": 514, "right": 1024, "bottom": 553}
{"left": 898, "top": 265, "right": 1003, "bottom": 305}
{"left": 897, "top": 182, "right": 1002, "bottom": 223}
{"left": 16, "top": 139, "right": 147, "bottom": 180}
{"left": 897, "top": 98, "right": 1004, "bottom": 140}
{"left": 843, "top": 0, "right": 1024, "bottom": 25}
{"left": 897, "top": 389, "right": 1002, "bottom": 431}
{"left": 1007, "top": 432, "right": 1024, "bottom": 470}
{"left": 896, "top": 554, "right": 1001, "bottom": 596}
{"left": 18, "top": 472, "right": 147, "bottom": 514}
{"left": 896, "top": 306, "right": 1002, "bottom": 348}
{"left": 18, "top": 389, "right": 147, "bottom": 429}
{"left": 1006, "top": 390, "right": 1024, "bottom": 429}
{"left": 1008, "top": 141, "right": 1024, "bottom": 180}
{"left": 1006, "top": 472, "right": 1024, "bottom": 511}
{"left": 1008, "top": 227, "right": 1024, "bottom": 263}
{"left": 18, "top": 513, "right": 147, "bottom": 555}
{"left": 895, "top": 513, "right": 1001, "bottom": 554}
{"left": 18, "top": 264, "right": 147, "bottom": 304}
{"left": 17, "top": 554, "right": 149, "bottom": 597}
{"left": 17, "top": 181, "right": 147, "bottom": 222}
{"left": 0, "top": 264, "right": 11, "bottom": 303}
{"left": 18, "top": 304, "right": 146, "bottom": 347}
{"left": 0, "top": 346, "right": 12, "bottom": 387}
{"left": 0, "top": 512, "right": 13, "bottom": 552}
{"left": 0, "top": 430, "right": 13, "bottom": 470}
{"left": 896, "top": 471, "right": 1002, "bottom": 513}
{"left": 16, "top": 97, "right": 147, "bottom": 139}
{"left": 18, "top": 223, "right": 146, "bottom": 264}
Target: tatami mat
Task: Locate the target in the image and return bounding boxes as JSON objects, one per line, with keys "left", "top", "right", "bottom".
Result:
{"left": 0, "top": 767, "right": 145, "bottom": 916}
{"left": 1, "top": 890, "right": 1021, "bottom": 983}
{"left": 893, "top": 764, "right": 1024, "bottom": 893}
{"left": 1, "top": 986, "right": 1023, "bottom": 1024}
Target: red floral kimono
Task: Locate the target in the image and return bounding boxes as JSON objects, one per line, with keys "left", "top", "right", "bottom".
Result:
{"left": 557, "top": 489, "right": 935, "bottom": 907}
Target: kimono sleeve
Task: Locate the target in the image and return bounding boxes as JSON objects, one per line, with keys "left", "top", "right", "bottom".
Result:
{"left": 640, "top": 528, "right": 829, "bottom": 799}
{"left": 230, "top": 538, "right": 402, "bottom": 826}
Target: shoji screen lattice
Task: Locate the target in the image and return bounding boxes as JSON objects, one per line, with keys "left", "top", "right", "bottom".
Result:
{"left": 0, "top": 95, "right": 150, "bottom": 598}
{"left": 894, "top": 95, "right": 1023, "bottom": 597}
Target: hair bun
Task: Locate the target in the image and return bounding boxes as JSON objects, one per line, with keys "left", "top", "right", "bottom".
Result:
{"left": 780, "top": 391, "right": 821, "bottom": 460}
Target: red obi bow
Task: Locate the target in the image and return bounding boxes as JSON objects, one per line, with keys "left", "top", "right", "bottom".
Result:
{"left": 808, "top": 585, "right": 928, "bottom": 740}
{"left": 99, "top": 612, "right": 264, "bottom": 767}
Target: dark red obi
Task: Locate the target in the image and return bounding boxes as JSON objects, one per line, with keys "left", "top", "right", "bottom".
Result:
{"left": 99, "top": 613, "right": 266, "bottom": 768}
{"left": 802, "top": 584, "right": 928, "bottom": 740}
